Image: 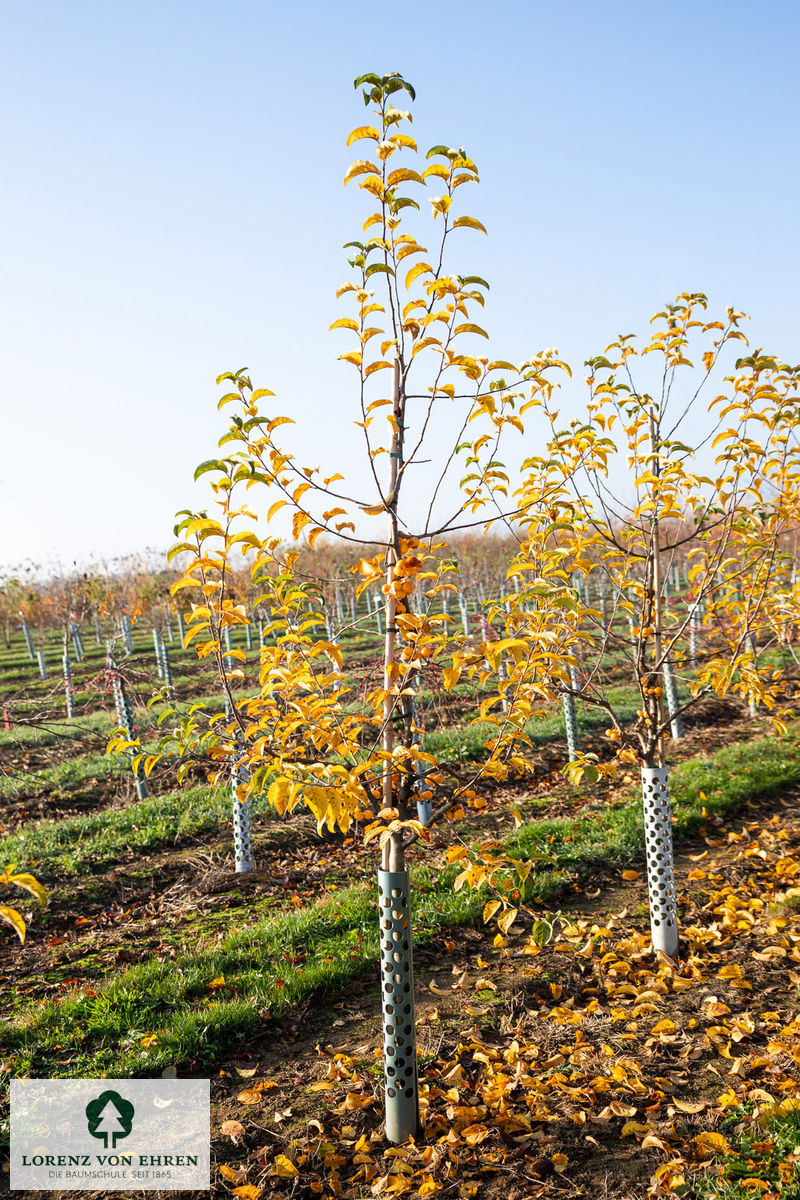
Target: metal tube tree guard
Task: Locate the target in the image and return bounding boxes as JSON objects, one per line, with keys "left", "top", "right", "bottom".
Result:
{"left": 662, "top": 657, "right": 684, "bottom": 739}
{"left": 62, "top": 651, "right": 75, "bottom": 719}
{"left": 107, "top": 648, "right": 149, "bottom": 801}
{"left": 225, "top": 699, "right": 254, "bottom": 874}
{"left": 641, "top": 765, "right": 679, "bottom": 957}
{"left": 21, "top": 617, "right": 35, "bottom": 660}
{"left": 162, "top": 642, "right": 175, "bottom": 700}
{"left": 378, "top": 868, "right": 419, "bottom": 1144}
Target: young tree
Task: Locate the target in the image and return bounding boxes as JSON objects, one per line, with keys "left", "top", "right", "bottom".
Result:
{"left": 509, "top": 296, "right": 800, "bottom": 956}
{"left": 155, "top": 71, "right": 573, "bottom": 1143}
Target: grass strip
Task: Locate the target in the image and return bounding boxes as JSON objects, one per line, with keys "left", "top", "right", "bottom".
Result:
{"left": 694, "top": 1104, "right": 800, "bottom": 1198}
{"left": 0, "top": 784, "right": 251, "bottom": 878}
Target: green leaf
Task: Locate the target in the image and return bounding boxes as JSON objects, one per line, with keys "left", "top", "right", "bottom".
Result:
{"left": 365, "top": 263, "right": 395, "bottom": 279}
{"left": 193, "top": 459, "right": 226, "bottom": 482}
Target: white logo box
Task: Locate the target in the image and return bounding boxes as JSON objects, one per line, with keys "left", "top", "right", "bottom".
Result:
{"left": 10, "top": 1079, "right": 210, "bottom": 1191}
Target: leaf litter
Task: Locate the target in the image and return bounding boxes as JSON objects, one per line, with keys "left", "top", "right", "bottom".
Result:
{"left": 209, "top": 797, "right": 800, "bottom": 1199}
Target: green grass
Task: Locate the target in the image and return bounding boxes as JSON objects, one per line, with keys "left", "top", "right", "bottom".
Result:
{"left": 2, "top": 727, "right": 799, "bottom": 1080}
{"left": 0, "top": 783, "right": 257, "bottom": 878}
{"left": 691, "top": 1106, "right": 800, "bottom": 1198}
{"left": 0, "top": 752, "right": 128, "bottom": 803}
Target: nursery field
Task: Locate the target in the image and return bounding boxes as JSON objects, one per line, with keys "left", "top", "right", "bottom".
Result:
{"left": 1, "top": 600, "right": 800, "bottom": 1200}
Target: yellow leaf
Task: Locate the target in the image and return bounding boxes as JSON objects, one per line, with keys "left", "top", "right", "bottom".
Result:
{"left": 346, "top": 126, "right": 380, "bottom": 146}
{"left": 452, "top": 216, "right": 487, "bottom": 234}
{"left": 497, "top": 907, "right": 517, "bottom": 935}
{"left": 237, "top": 1089, "right": 262, "bottom": 1105}
{"left": 220, "top": 1165, "right": 247, "bottom": 1184}
{"left": 292, "top": 512, "right": 312, "bottom": 540}
{"left": 7, "top": 872, "right": 46, "bottom": 906}
{"left": 364, "top": 360, "right": 393, "bottom": 378}
{"left": 386, "top": 168, "right": 424, "bottom": 187}
{"left": 405, "top": 262, "right": 434, "bottom": 290}
{"left": 482, "top": 899, "right": 501, "bottom": 923}
{"left": 273, "top": 1154, "right": 299, "bottom": 1178}
{"left": 621, "top": 869, "right": 640, "bottom": 881}
{"left": 621, "top": 1121, "right": 652, "bottom": 1137}
{"left": 442, "top": 666, "right": 460, "bottom": 689}
{"left": 0, "top": 906, "right": 27, "bottom": 943}
{"left": 453, "top": 323, "right": 488, "bottom": 339}
{"left": 461, "top": 1123, "right": 490, "bottom": 1146}
{"left": 344, "top": 159, "right": 379, "bottom": 184}
{"left": 360, "top": 176, "right": 384, "bottom": 198}
{"left": 234, "top": 1188, "right": 263, "bottom": 1200}
{"left": 268, "top": 777, "right": 292, "bottom": 817}
{"left": 693, "top": 1131, "right": 730, "bottom": 1156}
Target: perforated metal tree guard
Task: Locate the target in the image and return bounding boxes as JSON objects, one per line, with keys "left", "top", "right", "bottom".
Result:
{"left": 562, "top": 691, "right": 579, "bottom": 762}
{"left": 415, "top": 797, "right": 433, "bottom": 826}
{"left": 232, "top": 785, "right": 255, "bottom": 873}
{"left": 177, "top": 612, "right": 186, "bottom": 646}
{"left": 641, "top": 766, "right": 679, "bottom": 957}
{"left": 162, "top": 643, "right": 175, "bottom": 700}
{"left": 21, "top": 619, "right": 35, "bottom": 660}
{"left": 152, "top": 629, "right": 164, "bottom": 679}
{"left": 225, "top": 700, "right": 254, "bottom": 874}
{"left": 662, "top": 658, "right": 684, "bottom": 739}
{"left": 108, "top": 647, "right": 149, "bottom": 800}
{"left": 62, "top": 653, "right": 75, "bottom": 719}
{"left": 378, "top": 868, "right": 419, "bottom": 1143}
{"left": 122, "top": 615, "right": 133, "bottom": 655}
{"left": 245, "top": 622, "right": 253, "bottom": 651}
{"left": 37, "top": 650, "right": 47, "bottom": 681}
{"left": 71, "top": 624, "right": 84, "bottom": 663}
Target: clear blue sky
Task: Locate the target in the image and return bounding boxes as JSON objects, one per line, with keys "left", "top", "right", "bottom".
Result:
{"left": 1, "top": 0, "right": 797, "bottom": 573}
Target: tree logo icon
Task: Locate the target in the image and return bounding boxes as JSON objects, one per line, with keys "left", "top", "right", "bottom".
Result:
{"left": 85, "top": 1090, "right": 135, "bottom": 1149}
